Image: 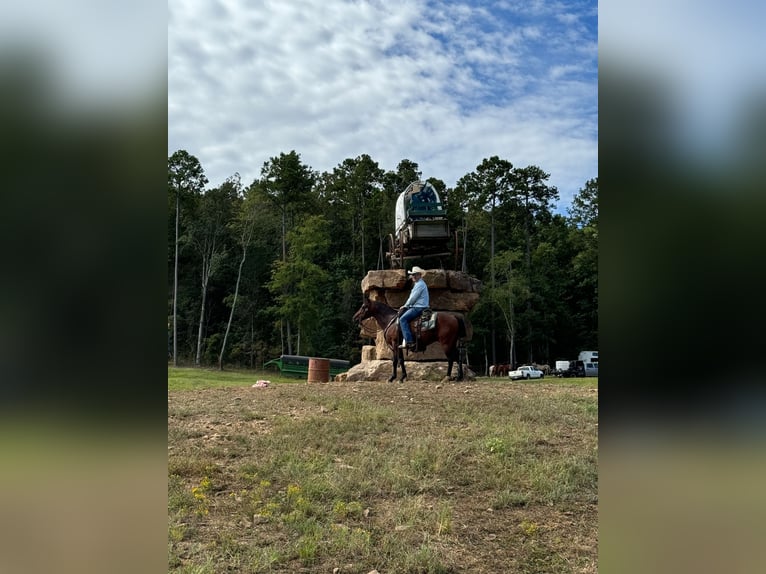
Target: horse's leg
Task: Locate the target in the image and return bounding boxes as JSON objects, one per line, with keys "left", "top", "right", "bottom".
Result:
{"left": 446, "top": 346, "right": 459, "bottom": 380}
{"left": 398, "top": 349, "right": 407, "bottom": 382}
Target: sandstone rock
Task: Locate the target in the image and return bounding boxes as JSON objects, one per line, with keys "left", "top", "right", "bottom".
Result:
{"left": 343, "top": 359, "right": 476, "bottom": 382}
{"left": 361, "top": 270, "right": 407, "bottom": 292}
{"left": 420, "top": 268, "right": 448, "bottom": 289}
{"left": 354, "top": 268, "right": 481, "bottom": 375}
{"left": 446, "top": 270, "right": 482, "bottom": 293}
{"left": 429, "top": 290, "right": 480, "bottom": 312}
{"left": 361, "top": 345, "right": 377, "bottom": 361}
{"left": 362, "top": 269, "right": 480, "bottom": 293}
{"left": 382, "top": 291, "right": 408, "bottom": 308}
{"left": 374, "top": 333, "right": 448, "bottom": 360}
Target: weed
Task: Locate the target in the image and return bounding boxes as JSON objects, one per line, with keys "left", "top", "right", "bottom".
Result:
{"left": 485, "top": 436, "right": 506, "bottom": 455}
{"left": 434, "top": 502, "right": 453, "bottom": 536}
{"left": 520, "top": 520, "right": 539, "bottom": 537}
{"left": 492, "top": 489, "right": 528, "bottom": 509}
{"left": 332, "top": 499, "right": 364, "bottom": 520}
{"left": 168, "top": 375, "right": 597, "bottom": 573}
{"left": 518, "top": 541, "right": 571, "bottom": 574}
{"left": 191, "top": 476, "right": 212, "bottom": 516}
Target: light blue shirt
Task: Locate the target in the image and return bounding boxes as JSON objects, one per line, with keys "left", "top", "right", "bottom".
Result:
{"left": 403, "top": 278, "right": 429, "bottom": 308}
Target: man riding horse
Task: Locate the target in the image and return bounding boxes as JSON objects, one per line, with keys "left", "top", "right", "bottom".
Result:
{"left": 397, "top": 266, "right": 429, "bottom": 350}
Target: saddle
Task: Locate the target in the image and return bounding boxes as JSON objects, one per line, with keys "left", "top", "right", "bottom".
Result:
{"left": 410, "top": 309, "right": 436, "bottom": 351}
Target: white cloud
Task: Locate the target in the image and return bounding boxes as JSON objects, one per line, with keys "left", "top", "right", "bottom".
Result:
{"left": 169, "top": 0, "right": 597, "bottom": 210}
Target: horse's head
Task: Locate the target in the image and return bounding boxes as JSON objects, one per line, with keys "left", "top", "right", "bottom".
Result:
{"left": 352, "top": 297, "right": 372, "bottom": 323}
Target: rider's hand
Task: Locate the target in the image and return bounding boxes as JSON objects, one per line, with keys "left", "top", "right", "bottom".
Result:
{"left": 397, "top": 307, "right": 406, "bottom": 317}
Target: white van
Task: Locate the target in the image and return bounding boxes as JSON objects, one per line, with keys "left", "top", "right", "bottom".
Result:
{"left": 578, "top": 351, "right": 598, "bottom": 364}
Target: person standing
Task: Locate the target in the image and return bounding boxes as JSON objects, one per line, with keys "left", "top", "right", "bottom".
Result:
{"left": 398, "top": 266, "right": 430, "bottom": 349}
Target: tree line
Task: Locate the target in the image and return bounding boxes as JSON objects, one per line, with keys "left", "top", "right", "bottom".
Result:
{"left": 168, "top": 149, "right": 597, "bottom": 372}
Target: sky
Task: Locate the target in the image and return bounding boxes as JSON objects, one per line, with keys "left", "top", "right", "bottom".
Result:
{"left": 168, "top": 0, "right": 598, "bottom": 212}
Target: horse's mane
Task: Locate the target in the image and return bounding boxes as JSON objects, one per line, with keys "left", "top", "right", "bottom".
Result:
{"left": 368, "top": 298, "right": 395, "bottom": 313}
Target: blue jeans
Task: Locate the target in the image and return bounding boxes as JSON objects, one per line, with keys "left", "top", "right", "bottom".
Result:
{"left": 399, "top": 307, "right": 424, "bottom": 344}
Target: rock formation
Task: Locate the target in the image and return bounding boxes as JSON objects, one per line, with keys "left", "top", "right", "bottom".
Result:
{"left": 342, "top": 268, "right": 482, "bottom": 381}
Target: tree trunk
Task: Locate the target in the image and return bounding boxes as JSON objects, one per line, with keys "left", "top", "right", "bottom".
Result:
{"left": 286, "top": 320, "right": 293, "bottom": 355}
{"left": 219, "top": 211, "right": 255, "bottom": 371}
{"left": 173, "top": 193, "right": 179, "bottom": 366}
{"left": 280, "top": 206, "right": 293, "bottom": 355}
{"left": 195, "top": 237, "right": 216, "bottom": 366}
{"left": 296, "top": 327, "right": 301, "bottom": 356}
{"left": 360, "top": 194, "right": 365, "bottom": 272}
{"left": 490, "top": 199, "right": 496, "bottom": 367}
{"left": 249, "top": 314, "right": 254, "bottom": 369}
{"left": 218, "top": 247, "right": 247, "bottom": 370}
{"left": 509, "top": 258, "right": 515, "bottom": 368}
{"left": 195, "top": 274, "right": 209, "bottom": 366}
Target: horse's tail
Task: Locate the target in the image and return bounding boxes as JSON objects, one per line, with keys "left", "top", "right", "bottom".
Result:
{"left": 456, "top": 316, "right": 467, "bottom": 339}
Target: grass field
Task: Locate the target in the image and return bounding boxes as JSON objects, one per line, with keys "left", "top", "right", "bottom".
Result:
{"left": 168, "top": 367, "right": 598, "bottom": 573}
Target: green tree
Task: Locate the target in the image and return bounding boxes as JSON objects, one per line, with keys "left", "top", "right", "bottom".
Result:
{"left": 217, "top": 176, "right": 267, "bottom": 370}
{"left": 510, "top": 165, "right": 560, "bottom": 271}
{"left": 317, "top": 154, "right": 385, "bottom": 274}
{"left": 190, "top": 175, "right": 240, "bottom": 365}
{"left": 260, "top": 151, "right": 316, "bottom": 353}
{"left": 568, "top": 178, "right": 598, "bottom": 348}
{"left": 456, "top": 156, "right": 515, "bottom": 366}
{"left": 386, "top": 159, "right": 422, "bottom": 193}
{"left": 569, "top": 177, "right": 598, "bottom": 229}
{"left": 486, "top": 249, "right": 525, "bottom": 366}
{"left": 268, "top": 215, "right": 331, "bottom": 355}
{"left": 168, "top": 150, "right": 207, "bottom": 366}
{"left": 508, "top": 165, "right": 559, "bottom": 364}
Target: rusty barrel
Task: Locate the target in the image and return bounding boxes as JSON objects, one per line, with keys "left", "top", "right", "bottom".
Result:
{"left": 307, "top": 357, "right": 330, "bottom": 383}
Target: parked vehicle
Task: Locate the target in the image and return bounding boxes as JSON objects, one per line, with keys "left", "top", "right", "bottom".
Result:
{"left": 553, "top": 360, "right": 571, "bottom": 377}
{"left": 553, "top": 360, "right": 583, "bottom": 377}
{"left": 553, "top": 352, "right": 598, "bottom": 377}
{"left": 508, "top": 365, "right": 544, "bottom": 380}
{"left": 578, "top": 350, "right": 598, "bottom": 368}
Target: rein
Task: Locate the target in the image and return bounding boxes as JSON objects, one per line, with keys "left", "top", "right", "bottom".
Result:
{"left": 382, "top": 314, "right": 399, "bottom": 351}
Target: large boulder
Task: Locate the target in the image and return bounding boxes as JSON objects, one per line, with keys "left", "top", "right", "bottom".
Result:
{"left": 356, "top": 268, "right": 481, "bottom": 366}
{"left": 361, "top": 270, "right": 408, "bottom": 292}
{"left": 339, "top": 360, "right": 476, "bottom": 382}
{"left": 429, "top": 290, "right": 481, "bottom": 313}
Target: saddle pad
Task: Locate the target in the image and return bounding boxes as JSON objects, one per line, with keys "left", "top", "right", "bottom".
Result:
{"left": 421, "top": 312, "right": 437, "bottom": 331}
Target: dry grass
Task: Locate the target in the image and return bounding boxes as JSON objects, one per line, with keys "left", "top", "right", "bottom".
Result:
{"left": 168, "top": 369, "right": 598, "bottom": 573}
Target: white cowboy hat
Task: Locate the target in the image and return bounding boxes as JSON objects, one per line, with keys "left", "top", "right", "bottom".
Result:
{"left": 407, "top": 266, "right": 425, "bottom": 275}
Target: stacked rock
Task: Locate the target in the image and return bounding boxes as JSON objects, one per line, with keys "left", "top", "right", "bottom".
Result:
{"left": 358, "top": 268, "right": 482, "bottom": 361}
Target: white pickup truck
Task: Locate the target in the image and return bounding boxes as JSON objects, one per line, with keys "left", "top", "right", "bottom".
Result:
{"left": 508, "top": 365, "right": 544, "bottom": 380}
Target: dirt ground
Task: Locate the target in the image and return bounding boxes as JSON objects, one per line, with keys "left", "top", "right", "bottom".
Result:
{"left": 169, "top": 378, "right": 598, "bottom": 573}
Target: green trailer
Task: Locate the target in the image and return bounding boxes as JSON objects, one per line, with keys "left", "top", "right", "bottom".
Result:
{"left": 263, "top": 355, "right": 351, "bottom": 378}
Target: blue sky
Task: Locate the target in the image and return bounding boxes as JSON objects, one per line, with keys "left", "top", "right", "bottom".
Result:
{"left": 168, "top": 0, "right": 598, "bottom": 211}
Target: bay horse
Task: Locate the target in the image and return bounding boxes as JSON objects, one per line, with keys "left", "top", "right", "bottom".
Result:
{"left": 353, "top": 297, "right": 467, "bottom": 382}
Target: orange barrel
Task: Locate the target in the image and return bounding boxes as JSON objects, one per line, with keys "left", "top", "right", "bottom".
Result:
{"left": 307, "top": 357, "right": 330, "bottom": 383}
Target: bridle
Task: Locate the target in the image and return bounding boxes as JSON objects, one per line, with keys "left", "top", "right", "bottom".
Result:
{"left": 357, "top": 300, "right": 400, "bottom": 352}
